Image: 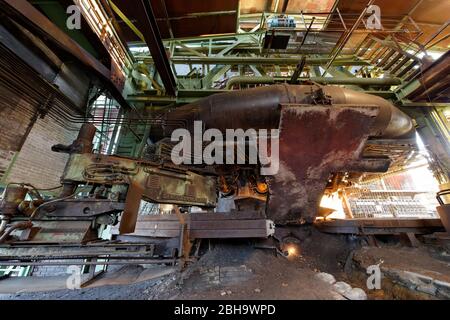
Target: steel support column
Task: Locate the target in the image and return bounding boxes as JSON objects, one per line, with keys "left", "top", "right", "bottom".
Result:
{"left": 140, "top": 0, "right": 177, "bottom": 96}
{"left": 137, "top": 55, "right": 369, "bottom": 66}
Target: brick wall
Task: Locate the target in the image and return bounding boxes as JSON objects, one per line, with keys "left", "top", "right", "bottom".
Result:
{"left": 0, "top": 98, "right": 34, "bottom": 180}
{"left": 0, "top": 98, "right": 34, "bottom": 152}
{"left": 5, "top": 114, "right": 79, "bottom": 189}
{"left": 0, "top": 97, "right": 79, "bottom": 189}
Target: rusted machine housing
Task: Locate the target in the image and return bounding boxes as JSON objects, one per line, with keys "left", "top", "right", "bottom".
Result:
{"left": 0, "top": 123, "right": 218, "bottom": 247}
{"left": 150, "top": 83, "right": 415, "bottom": 224}
{"left": 60, "top": 152, "right": 217, "bottom": 234}
{"left": 0, "top": 84, "right": 416, "bottom": 245}
{"left": 53, "top": 123, "right": 217, "bottom": 236}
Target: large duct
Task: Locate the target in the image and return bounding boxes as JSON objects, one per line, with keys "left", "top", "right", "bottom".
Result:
{"left": 155, "top": 84, "right": 414, "bottom": 140}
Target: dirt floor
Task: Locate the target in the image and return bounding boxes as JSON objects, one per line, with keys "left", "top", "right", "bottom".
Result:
{"left": 166, "top": 242, "right": 345, "bottom": 300}
{"left": 0, "top": 243, "right": 347, "bottom": 300}
{"left": 0, "top": 228, "right": 355, "bottom": 300}
{"left": 1, "top": 228, "right": 449, "bottom": 300}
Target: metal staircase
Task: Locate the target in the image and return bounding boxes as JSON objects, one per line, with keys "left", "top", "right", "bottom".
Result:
{"left": 355, "top": 35, "right": 423, "bottom": 83}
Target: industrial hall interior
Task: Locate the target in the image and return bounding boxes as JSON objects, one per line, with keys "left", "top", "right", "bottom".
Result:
{"left": 0, "top": 0, "right": 449, "bottom": 301}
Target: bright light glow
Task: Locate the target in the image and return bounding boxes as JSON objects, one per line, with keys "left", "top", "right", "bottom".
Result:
{"left": 406, "top": 49, "right": 444, "bottom": 61}
{"left": 283, "top": 243, "right": 301, "bottom": 259}
{"left": 320, "top": 193, "right": 346, "bottom": 219}
{"left": 287, "top": 245, "right": 297, "bottom": 256}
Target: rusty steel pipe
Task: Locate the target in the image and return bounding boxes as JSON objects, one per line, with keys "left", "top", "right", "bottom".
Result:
{"left": 0, "top": 185, "right": 28, "bottom": 217}
{"left": 52, "top": 123, "right": 97, "bottom": 154}
{"left": 407, "top": 51, "right": 450, "bottom": 101}
{"left": 74, "top": 123, "right": 97, "bottom": 154}
{"left": 156, "top": 84, "right": 415, "bottom": 140}
{"left": 52, "top": 123, "right": 97, "bottom": 198}
{"left": 225, "top": 76, "right": 402, "bottom": 90}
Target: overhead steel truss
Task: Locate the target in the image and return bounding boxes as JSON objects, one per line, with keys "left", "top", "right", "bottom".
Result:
{"left": 121, "top": 3, "right": 437, "bottom": 100}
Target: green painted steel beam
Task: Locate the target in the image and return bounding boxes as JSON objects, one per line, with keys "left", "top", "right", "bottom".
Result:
{"left": 395, "top": 78, "right": 422, "bottom": 99}
{"left": 127, "top": 89, "right": 396, "bottom": 105}
{"left": 401, "top": 102, "right": 450, "bottom": 108}
{"left": 202, "top": 65, "right": 231, "bottom": 89}
{"left": 135, "top": 55, "right": 369, "bottom": 66}
{"left": 224, "top": 75, "right": 402, "bottom": 89}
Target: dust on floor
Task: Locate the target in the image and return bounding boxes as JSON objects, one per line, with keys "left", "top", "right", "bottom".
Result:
{"left": 165, "top": 243, "right": 346, "bottom": 300}
{"left": 0, "top": 242, "right": 352, "bottom": 300}
{"left": 3, "top": 230, "right": 448, "bottom": 300}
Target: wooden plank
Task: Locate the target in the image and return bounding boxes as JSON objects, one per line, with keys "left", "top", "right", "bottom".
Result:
{"left": 317, "top": 226, "right": 442, "bottom": 235}
{"left": 124, "top": 219, "right": 268, "bottom": 230}
{"left": 124, "top": 221, "right": 182, "bottom": 230}
{"left": 190, "top": 229, "right": 269, "bottom": 239}
{"left": 134, "top": 215, "right": 185, "bottom": 221}
{"left": 133, "top": 211, "right": 265, "bottom": 222}
{"left": 316, "top": 218, "right": 443, "bottom": 228}
{"left": 115, "top": 229, "right": 180, "bottom": 238}
{"left": 190, "top": 212, "right": 266, "bottom": 221}
{"left": 124, "top": 227, "right": 270, "bottom": 239}
{"left": 191, "top": 220, "right": 268, "bottom": 229}
{"left": 111, "top": 212, "right": 271, "bottom": 239}
{"left": 315, "top": 218, "right": 444, "bottom": 235}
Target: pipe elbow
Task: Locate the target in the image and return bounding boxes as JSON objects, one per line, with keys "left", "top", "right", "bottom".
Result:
{"left": 323, "top": 86, "right": 415, "bottom": 139}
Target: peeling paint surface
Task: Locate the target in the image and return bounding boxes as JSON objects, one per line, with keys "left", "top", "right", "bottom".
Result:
{"left": 267, "top": 104, "right": 383, "bottom": 224}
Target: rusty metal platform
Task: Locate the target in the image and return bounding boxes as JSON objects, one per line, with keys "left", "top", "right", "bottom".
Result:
{"left": 0, "top": 212, "right": 274, "bottom": 269}
{"left": 0, "top": 241, "right": 175, "bottom": 267}
{"left": 315, "top": 218, "right": 444, "bottom": 235}
{"left": 111, "top": 212, "right": 275, "bottom": 239}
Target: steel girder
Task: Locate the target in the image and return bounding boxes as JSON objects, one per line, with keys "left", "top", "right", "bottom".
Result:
{"left": 139, "top": 0, "right": 177, "bottom": 96}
